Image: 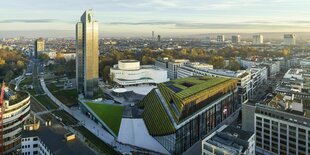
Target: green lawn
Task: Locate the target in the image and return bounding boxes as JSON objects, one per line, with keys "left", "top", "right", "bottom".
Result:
{"left": 35, "top": 95, "right": 59, "bottom": 110}
{"left": 20, "top": 77, "right": 33, "bottom": 86}
{"left": 74, "top": 126, "right": 120, "bottom": 155}
{"left": 52, "top": 110, "right": 79, "bottom": 125}
{"left": 46, "top": 83, "right": 59, "bottom": 92}
{"left": 53, "top": 89, "right": 78, "bottom": 107}
{"left": 85, "top": 102, "right": 124, "bottom": 136}
{"left": 27, "top": 89, "right": 36, "bottom": 96}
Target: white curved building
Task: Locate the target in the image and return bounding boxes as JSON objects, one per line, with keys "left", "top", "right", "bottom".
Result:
{"left": 110, "top": 60, "right": 169, "bottom": 86}
{"left": 1, "top": 87, "right": 30, "bottom": 154}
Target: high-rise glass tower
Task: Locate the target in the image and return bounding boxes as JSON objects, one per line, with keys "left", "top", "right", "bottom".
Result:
{"left": 34, "top": 38, "right": 45, "bottom": 58}
{"left": 76, "top": 9, "right": 99, "bottom": 98}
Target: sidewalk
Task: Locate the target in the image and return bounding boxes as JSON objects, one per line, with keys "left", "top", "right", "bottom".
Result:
{"left": 40, "top": 78, "right": 134, "bottom": 153}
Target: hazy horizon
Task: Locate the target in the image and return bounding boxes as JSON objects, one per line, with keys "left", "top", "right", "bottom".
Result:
{"left": 1, "top": 0, "right": 310, "bottom": 38}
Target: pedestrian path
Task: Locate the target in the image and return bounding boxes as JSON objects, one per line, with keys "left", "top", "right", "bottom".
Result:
{"left": 40, "top": 78, "right": 134, "bottom": 153}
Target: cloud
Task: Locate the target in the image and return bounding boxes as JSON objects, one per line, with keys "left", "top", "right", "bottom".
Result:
{"left": 0, "top": 19, "right": 74, "bottom": 24}
{"left": 108, "top": 21, "right": 176, "bottom": 25}
{"left": 0, "top": 19, "right": 57, "bottom": 23}
{"left": 107, "top": 20, "right": 310, "bottom": 30}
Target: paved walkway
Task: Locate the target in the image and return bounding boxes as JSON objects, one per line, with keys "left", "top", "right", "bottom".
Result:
{"left": 11, "top": 70, "right": 25, "bottom": 91}
{"left": 40, "top": 78, "right": 134, "bottom": 153}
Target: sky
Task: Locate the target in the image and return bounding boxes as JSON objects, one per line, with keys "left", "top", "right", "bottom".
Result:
{"left": 0, "top": 0, "right": 310, "bottom": 37}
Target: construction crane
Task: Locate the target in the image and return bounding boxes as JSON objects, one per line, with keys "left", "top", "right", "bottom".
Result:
{"left": 0, "top": 83, "right": 5, "bottom": 154}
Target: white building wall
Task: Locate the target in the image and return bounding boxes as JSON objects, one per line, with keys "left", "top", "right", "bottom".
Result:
{"left": 21, "top": 136, "right": 51, "bottom": 155}
{"left": 111, "top": 65, "right": 169, "bottom": 86}
{"left": 284, "top": 34, "right": 296, "bottom": 45}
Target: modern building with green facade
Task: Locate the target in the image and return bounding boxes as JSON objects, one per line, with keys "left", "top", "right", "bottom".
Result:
{"left": 140, "top": 76, "right": 239, "bottom": 154}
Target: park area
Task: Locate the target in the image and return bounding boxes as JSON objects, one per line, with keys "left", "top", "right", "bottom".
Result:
{"left": 46, "top": 81, "right": 78, "bottom": 107}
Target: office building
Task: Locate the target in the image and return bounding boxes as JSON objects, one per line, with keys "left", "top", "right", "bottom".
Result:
{"left": 284, "top": 33, "right": 296, "bottom": 45}
{"left": 248, "top": 66, "right": 268, "bottom": 97}
{"left": 202, "top": 125, "right": 255, "bottom": 155}
{"left": 253, "top": 34, "right": 264, "bottom": 44}
{"left": 177, "top": 63, "right": 252, "bottom": 104}
{"left": 155, "top": 57, "right": 169, "bottom": 70}
{"left": 1, "top": 86, "right": 30, "bottom": 154}
{"left": 239, "top": 58, "right": 280, "bottom": 78}
{"left": 217, "top": 35, "right": 225, "bottom": 43}
{"left": 242, "top": 95, "right": 310, "bottom": 155}
{"left": 21, "top": 136, "right": 52, "bottom": 155}
{"left": 22, "top": 125, "right": 95, "bottom": 155}
{"left": 167, "top": 59, "right": 189, "bottom": 80}
{"left": 110, "top": 60, "right": 169, "bottom": 86}
{"left": 76, "top": 9, "right": 99, "bottom": 98}
{"left": 231, "top": 35, "right": 241, "bottom": 44}
{"left": 141, "top": 76, "right": 239, "bottom": 154}
{"left": 275, "top": 68, "right": 310, "bottom": 99}
{"left": 34, "top": 38, "right": 44, "bottom": 58}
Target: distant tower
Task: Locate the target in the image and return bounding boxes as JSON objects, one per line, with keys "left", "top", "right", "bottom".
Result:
{"left": 217, "top": 35, "right": 225, "bottom": 43}
{"left": 34, "top": 38, "right": 45, "bottom": 58}
{"left": 231, "top": 35, "right": 241, "bottom": 44}
{"left": 157, "top": 35, "right": 161, "bottom": 42}
{"left": 253, "top": 34, "right": 264, "bottom": 44}
{"left": 284, "top": 33, "right": 296, "bottom": 45}
{"left": 76, "top": 9, "right": 99, "bottom": 99}
{"left": 152, "top": 31, "right": 155, "bottom": 41}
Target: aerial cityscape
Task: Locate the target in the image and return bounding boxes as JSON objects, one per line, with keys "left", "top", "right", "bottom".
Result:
{"left": 0, "top": 0, "right": 310, "bottom": 155}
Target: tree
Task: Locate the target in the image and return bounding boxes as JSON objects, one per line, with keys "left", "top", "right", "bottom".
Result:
{"left": 210, "top": 56, "right": 224, "bottom": 69}
{"left": 282, "top": 48, "right": 290, "bottom": 57}
{"left": 38, "top": 53, "right": 50, "bottom": 61}
{"left": 102, "top": 66, "right": 111, "bottom": 82}
{"left": 16, "top": 60, "right": 25, "bottom": 70}
{"left": 180, "top": 49, "right": 188, "bottom": 57}
{"left": 0, "top": 57, "right": 5, "bottom": 65}
{"left": 55, "top": 53, "right": 66, "bottom": 64}
{"left": 4, "top": 70, "right": 13, "bottom": 82}
{"left": 228, "top": 57, "right": 240, "bottom": 71}
{"left": 110, "top": 73, "right": 115, "bottom": 85}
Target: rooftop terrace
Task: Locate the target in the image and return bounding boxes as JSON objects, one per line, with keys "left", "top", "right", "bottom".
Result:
{"left": 141, "top": 76, "right": 237, "bottom": 136}
{"left": 161, "top": 76, "right": 233, "bottom": 100}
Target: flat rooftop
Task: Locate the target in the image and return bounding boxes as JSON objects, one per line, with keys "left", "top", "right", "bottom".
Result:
{"left": 206, "top": 125, "right": 254, "bottom": 154}
{"left": 22, "top": 125, "right": 96, "bottom": 155}
{"left": 222, "top": 125, "right": 254, "bottom": 141}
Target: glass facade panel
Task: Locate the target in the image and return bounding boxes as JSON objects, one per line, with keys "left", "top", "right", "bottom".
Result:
{"left": 161, "top": 92, "right": 238, "bottom": 155}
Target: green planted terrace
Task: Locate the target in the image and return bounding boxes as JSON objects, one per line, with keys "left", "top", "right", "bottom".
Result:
{"left": 161, "top": 76, "right": 229, "bottom": 99}
{"left": 84, "top": 102, "right": 124, "bottom": 136}
{"left": 141, "top": 76, "right": 237, "bottom": 135}
{"left": 140, "top": 89, "right": 175, "bottom": 136}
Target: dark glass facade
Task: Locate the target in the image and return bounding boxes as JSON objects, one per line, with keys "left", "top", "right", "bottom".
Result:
{"left": 155, "top": 91, "right": 238, "bottom": 155}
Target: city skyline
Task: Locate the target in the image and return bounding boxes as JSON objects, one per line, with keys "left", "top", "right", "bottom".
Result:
{"left": 1, "top": 0, "right": 310, "bottom": 37}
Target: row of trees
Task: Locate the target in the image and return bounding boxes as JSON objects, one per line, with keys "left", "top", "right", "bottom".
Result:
{"left": 41, "top": 53, "right": 76, "bottom": 77}
{"left": 0, "top": 49, "right": 27, "bottom": 82}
